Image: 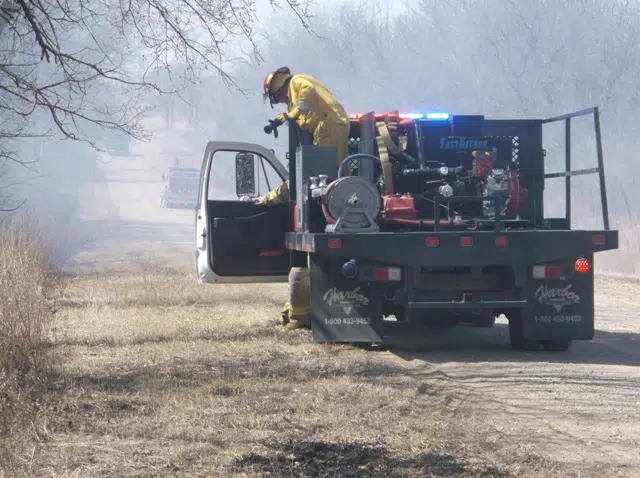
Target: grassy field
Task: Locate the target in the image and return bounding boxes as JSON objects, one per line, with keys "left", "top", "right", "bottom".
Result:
{"left": 10, "top": 265, "right": 606, "bottom": 478}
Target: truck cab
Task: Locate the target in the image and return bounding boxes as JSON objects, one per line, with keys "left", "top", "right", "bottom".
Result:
{"left": 196, "top": 109, "right": 618, "bottom": 351}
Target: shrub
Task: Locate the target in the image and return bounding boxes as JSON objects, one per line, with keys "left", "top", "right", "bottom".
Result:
{"left": 0, "top": 211, "right": 59, "bottom": 475}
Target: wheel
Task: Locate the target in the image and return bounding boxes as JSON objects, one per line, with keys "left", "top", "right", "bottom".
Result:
{"left": 508, "top": 313, "right": 541, "bottom": 351}
{"left": 541, "top": 340, "right": 572, "bottom": 352}
{"left": 507, "top": 311, "right": 572, "bottom": 352}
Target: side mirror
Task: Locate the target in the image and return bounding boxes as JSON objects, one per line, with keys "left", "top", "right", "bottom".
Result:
{"left": 235, "top": 152, "right": 256, "bottom": 197}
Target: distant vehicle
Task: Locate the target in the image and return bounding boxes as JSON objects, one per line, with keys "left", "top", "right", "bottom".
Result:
{"left": 160, "top": 167, "right": 200, "bottom": 209}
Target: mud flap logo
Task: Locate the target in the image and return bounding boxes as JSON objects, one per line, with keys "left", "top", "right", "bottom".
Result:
{"left": 534, "top": 284, "right": 580, "bottom": 312}
{"left": 323, "top": 287, "right": 370, "bottom": 315}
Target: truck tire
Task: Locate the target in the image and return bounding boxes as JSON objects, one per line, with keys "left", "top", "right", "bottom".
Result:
{"left": 508, "top": 316, "right": 572, "bottom": 352}
{"left": 541, "top": 340, "right": 572, "bottom": 352}
{"left": 507, "top": 312, "right": 540, "bottom": 351}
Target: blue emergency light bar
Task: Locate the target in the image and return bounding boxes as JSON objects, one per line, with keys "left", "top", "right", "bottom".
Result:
{"left": 403, "top": 112, "right": 451, "bottom": 120}
{"left": 425, "top": 112, "right": 450, "bottom": 120}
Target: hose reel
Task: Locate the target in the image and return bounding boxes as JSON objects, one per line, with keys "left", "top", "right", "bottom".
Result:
{"left": 322, "top": 176, "right": 381, "bottom": 233}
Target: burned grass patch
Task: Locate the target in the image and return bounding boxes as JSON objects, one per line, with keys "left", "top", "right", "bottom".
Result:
{"left": 229, "top": 439, "right": 510, "bottom": 478}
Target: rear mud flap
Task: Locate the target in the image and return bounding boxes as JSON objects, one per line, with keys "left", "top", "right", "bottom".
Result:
{"left": 309, "top": 254, "right": 383, "bottom": 343}
{"left": 523, "top": 258, "right": 595, "bottom": 341}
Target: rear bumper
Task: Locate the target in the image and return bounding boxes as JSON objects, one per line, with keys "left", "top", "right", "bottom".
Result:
{"left": 286, "top": 230, "right": 618, "bottom": 266}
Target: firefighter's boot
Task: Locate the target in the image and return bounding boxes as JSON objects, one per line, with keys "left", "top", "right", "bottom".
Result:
{"left": 266, "top": 305, "right": 290, "bottom": 327}
{"left": 284, "top": 266, "right": 311, "bottom": 330}
{"left": 266, "top": 267, "right": 311, "bottom": 330}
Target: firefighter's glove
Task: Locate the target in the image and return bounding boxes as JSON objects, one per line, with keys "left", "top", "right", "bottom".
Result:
{"left": 275, "top": 112, "right": 289, "bottom": 124}
{"left": 263, "top": 118, "right": 283, "bottom": 138}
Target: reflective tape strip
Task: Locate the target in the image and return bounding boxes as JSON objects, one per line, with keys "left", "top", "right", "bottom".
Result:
{"left": 289, "top": 306, "right": 311, "bottom": 317}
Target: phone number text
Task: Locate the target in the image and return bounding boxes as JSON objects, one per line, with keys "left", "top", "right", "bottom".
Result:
{"left": 324, "top": 317, "right": 371, "bottom": 326}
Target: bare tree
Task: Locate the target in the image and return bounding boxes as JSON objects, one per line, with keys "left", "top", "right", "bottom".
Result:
{"left": 0, "top": 0, "right": 313, "bottom": 155}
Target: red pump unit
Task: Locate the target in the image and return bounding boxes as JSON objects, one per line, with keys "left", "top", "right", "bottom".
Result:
{"left": 382, "top": 194, "right": 417, "bottom": 220}
{"left": 472, "top": 150, "right": 493, "bottom": 178}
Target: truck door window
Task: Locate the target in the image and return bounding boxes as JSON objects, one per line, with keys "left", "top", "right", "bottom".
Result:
{"left": 208, "top": 150, "right": 283, "bottom": 201}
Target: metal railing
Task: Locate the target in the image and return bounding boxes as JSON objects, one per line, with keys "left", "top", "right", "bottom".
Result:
{"left": 541, "top": 107, "right": 610, "bottom": 230}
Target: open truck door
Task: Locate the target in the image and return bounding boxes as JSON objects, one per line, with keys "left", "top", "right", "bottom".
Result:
{"left": 196, "top": 141, "right": 290, "bottom": 284}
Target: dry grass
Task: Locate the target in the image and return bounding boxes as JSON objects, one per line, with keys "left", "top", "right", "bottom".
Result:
{"left": 23, "top": 266, "right": 600, "bottom": 478}
{"left": 0, "top": 213, "right": 61, "bottom": 476}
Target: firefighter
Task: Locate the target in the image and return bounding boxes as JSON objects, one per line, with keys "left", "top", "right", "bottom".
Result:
{"left": 257, "top": 67, "right": 350, "bottom": 330}
{"left": 257, "top": 67, "right": 350, "bottom": 207}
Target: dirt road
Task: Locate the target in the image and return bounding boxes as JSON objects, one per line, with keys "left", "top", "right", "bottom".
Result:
{"left": 49, "top": 139, "right": 640, "bottom": 477}
{"left": 66, "top": 145, "right": 196, "bottom": 275}
{"left": 384, "top": 281, "right": 640, "bottom": 474}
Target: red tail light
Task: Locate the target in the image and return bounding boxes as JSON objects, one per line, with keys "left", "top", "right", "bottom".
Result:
{"left": 495, "top": 236, "right": 509, "bottom": 246}
{"left": 328, "top": 238, "right": 342, "bottom": 249}
{"left": 592, "top": 234, "right": 605, "bottom": 245}
{"left": 460, "top": 236, "right": 473, "bottom": 247}
{"left": 372, "top": 267, "right": 388, "bottom": 281}
{"left": 546, "top": 265, "right": 561, "bottom": 278}
{"left": 260, "top": 250, "right": 284, "bottom": 257}
{"left": 365, "top": 266, "right": 401, "bottom": 281}
{"left": 575, "top": 258, "right": 590, "bottom": 274}
{"left": 425, "top": 237, "right": 439, "bottom": 247}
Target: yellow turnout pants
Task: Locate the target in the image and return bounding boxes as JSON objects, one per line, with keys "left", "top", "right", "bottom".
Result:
{"left": 282, "top": 264, "right": 311, "bottom": 328}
